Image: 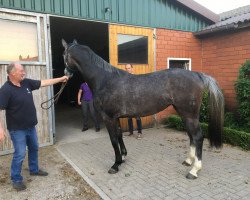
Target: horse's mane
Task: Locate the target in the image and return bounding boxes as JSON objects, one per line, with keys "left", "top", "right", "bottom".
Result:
{"left": 77, "top": 44, "right": 127, "bottom": 77}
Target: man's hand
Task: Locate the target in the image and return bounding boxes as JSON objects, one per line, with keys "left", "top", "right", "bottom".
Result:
{"left": 61, "top": 76, "right": 69, "bottom": 83}
{"left": 41, "top": 76, "right": 69, "bottom": 87}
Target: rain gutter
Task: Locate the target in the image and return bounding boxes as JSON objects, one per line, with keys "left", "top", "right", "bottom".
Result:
{"left": 194, "top": 23, "right": 238, "bottom": 36}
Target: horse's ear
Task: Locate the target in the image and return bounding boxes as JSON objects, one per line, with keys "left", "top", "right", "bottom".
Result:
{"left": 73, "top": 39, "right": 78, "bottom": 45}
{"left": 62, "top": 39, "right": 68, "bottom": 49}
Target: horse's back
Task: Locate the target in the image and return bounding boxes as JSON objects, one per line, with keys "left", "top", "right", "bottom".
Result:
{"left": 97, "top": 68, "right": 205, "bottom": 118}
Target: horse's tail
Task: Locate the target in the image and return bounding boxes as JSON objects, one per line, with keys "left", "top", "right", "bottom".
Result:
{"left": 201, "top": 74, "right": 224, "bottom": 148}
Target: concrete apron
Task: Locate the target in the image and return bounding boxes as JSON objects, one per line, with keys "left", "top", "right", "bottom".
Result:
{"left": 55, "top": 125, "right": 250, "bottom": 200}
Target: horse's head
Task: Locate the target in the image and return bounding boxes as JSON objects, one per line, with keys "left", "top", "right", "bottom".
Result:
{"left": 62, "top": 39, "right": 78, "bottom": 77}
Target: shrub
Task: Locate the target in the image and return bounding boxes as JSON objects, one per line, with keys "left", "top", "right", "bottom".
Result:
{"left": 223, "top": 127, "right": 250, "bottom": 150}
{"left": 199, "top": 90, "right": 209, "bottom": 123}
{"left": 165, "top": 115, "right": 184, "bottom": 131}
{"left": 224, "top": 112, "right": 240, "bottom": 130}
{"left": 164, "top": 115, "right": 250, "bottom": 150}
{"left": 235, "top": 60, "right": 250, "bottom": 132}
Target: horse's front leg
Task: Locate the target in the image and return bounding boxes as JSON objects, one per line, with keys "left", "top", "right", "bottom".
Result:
{"left": 104, "top": 118, "right": 123, "bottom": 174}
{"left": 117, "top": 119, "right": 127, "bottom": 161}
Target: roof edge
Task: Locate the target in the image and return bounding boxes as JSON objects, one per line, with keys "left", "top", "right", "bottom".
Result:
{"left": 176, "top": 0, "right": 220, "bottom": 23}
{"left": 194, "top": 23, "right": 238, "bottom": 36}
{"left": 194, "top": 22, "right": 250, "bottom": 37}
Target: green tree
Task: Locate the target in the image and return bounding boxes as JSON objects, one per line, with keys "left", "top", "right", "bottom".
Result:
{"left": 235, "top": 60, "right": 250, "bottom": 131}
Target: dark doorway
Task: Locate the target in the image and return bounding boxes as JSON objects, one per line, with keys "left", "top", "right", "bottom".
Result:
{"left": 50, "top": 16, "right": 109, "bottom": 104}
{"left": 49, "top": 16, "right": 109, "bottom": 139}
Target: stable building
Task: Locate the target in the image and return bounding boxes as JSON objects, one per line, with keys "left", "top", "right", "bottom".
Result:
{"left": 0, "top": 0, "right": 248, "bottom": 155}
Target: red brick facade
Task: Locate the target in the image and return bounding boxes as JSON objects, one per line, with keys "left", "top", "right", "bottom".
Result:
{"left": 155, "top": 29, "right": 202, "bottom": 121}
{"left": 155, "top": 28, "right": 250, "bottom": 121}
{"left": 201, "top": 29, "right": 250, "bottom": 111}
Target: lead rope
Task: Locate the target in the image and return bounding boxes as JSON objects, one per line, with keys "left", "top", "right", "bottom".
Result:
{"left": 41, "top": 81, "right": 68, "bottom": 110}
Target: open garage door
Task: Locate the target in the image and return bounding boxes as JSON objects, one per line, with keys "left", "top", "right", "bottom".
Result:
{"left": 49, "top": 16, "right": 109, "bottom": 141}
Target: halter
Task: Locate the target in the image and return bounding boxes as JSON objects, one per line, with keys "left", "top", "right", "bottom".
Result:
{"left": 64, "top": 43, "right": 78, "bottom": 75}
{"left": 64, "top": 65, "right": 77, "bottom": 76}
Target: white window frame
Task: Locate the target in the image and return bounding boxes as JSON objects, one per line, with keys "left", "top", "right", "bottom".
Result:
{"left": 0, "top": 8, "right": 46, "bottom": 65}
{"left": 167, "top": 57, "right": 192, "bottom": 70}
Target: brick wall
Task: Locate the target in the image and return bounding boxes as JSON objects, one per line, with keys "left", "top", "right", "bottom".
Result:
{"left": 155, "top": 28, "right": 250, "bottom": 122}
{"left": 155, "top": 29, "right": 202, "bottom": 121}
{"left": 201, "top": 29, "right": 250, "bottom": 111}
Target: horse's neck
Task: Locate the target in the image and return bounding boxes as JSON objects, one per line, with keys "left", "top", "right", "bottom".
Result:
{"left": 74, "top": 47, "right": 127, "bottom": 91}
{"left": 77, "top": 61, "right": 122, "bottom": 92}
{"left": 92, "top": 53, "right": 126, "bottom": 77}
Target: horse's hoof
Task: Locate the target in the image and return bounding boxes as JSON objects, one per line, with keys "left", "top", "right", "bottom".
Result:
{"left": 182, "top": 161, "right": 191, "bottom": 166}
{"left": 186, "top": 173, "right": 197, "bottom": 179}
{"left": 122, "top": 155, "right": 126, "bottom": 163}
{"left": 108, "top": 168, "right": 118, "bottom": 174}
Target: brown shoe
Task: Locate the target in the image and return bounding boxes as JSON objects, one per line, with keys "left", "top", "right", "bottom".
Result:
{"left": 12, "top": 182, "right": 26, "bottom": 191}
{"left": 82, "top": 127, "right": 88, "bottom": 132}
{"left": 30, "top": 169, "right": 48, "bottom": 176}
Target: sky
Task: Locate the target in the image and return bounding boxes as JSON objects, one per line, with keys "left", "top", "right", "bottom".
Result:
{"left": 193, "top": 0, "right": 250, "bottom": 14}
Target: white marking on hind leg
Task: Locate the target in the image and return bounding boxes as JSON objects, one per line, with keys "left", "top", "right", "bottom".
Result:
{"left": 122, "top": 155, "right": 126, "bottom": 161}
{"left": 189, "top": 157, "right": 202, "bottom": 177}
{"left": 185, "top": 146, "right": 196, "bottom": 165}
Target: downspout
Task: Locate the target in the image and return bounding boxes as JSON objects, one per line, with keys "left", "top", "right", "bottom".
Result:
{"left": 153, "top": 28, "right": 159, "bottom": 128}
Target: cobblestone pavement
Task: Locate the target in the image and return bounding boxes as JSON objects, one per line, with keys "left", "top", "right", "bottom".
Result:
{"left": 57, "top": 127, "right": 250, "bottom": 200}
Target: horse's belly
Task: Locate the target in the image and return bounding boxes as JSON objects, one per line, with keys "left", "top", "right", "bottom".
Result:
{"left": 109, "top": 95, "right": 171, "bottom": 118}
{"left": 138, "top": 99, "right": 171, "bottom": 117}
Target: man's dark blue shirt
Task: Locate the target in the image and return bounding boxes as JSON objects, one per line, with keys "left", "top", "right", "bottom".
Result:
{"left": 0, "top": 78, "right": 41, "bottom": 131}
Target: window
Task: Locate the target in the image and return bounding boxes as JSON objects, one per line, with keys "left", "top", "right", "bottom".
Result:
{"left": 0, "top": 19, "right": 38, "bottom": 62}
{"left": 118, "top": 34, "right": 148, "bottom": 64}
{"left": 167, "top": 58, "right": 191, "bottom": 70}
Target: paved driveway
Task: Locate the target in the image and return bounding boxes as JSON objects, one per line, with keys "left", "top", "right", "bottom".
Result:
{"left": 56, "top": 126, "right": 250, "bottom": 200}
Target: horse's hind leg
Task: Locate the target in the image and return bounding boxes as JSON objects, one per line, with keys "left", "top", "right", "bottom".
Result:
{"left": 182, "top": 145, "right": 195, "bottom": 166}
{"left": 183, "top": 118, "right": 204, "bottom": 179}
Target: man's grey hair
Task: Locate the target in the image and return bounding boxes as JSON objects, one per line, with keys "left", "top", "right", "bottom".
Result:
{"left": 7, "top": 62, "right": 17, "bottom": 75}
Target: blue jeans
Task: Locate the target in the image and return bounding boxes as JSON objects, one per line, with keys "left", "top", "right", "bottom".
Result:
{"left": 128, "top": 117, "right": 142, "bottom": 134}
{"left": 9, "top": 127, "right": 39, "bottom": 183}
{"left": 81, "top": 99, "right": 100, "bottom": 129}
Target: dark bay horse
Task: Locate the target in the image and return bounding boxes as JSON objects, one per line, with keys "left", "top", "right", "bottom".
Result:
{"left": 62, "top": 39, "right": 224, "bottom": 179}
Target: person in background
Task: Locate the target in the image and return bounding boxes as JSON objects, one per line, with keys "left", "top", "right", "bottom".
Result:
{"left": 77, "top": 82, "right": 100, "bottom": 132}
{"left": 0, "top": 62, "right": 69, "bottom": 191}
{"left": 125, "top": 64, "right": 142, "bottom": 139}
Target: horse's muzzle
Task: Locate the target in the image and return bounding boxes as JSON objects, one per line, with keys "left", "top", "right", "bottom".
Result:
{"left": 64, "top": 68, "right": 73, "bottom": 78}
